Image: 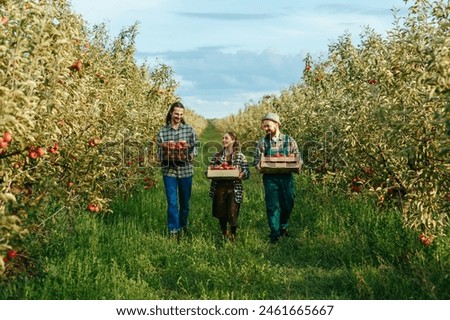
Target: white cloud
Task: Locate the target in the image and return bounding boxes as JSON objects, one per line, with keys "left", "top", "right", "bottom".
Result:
{"left": 70, "top": 0, "right": 409, "bottom": 118}
{"left": 182, "top": 90, "right": 277, "bottom": 119}
{"left": 145, "top": 47, "right": 303, "bottom": 118}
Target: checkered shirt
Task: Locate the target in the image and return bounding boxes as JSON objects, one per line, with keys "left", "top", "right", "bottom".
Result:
{"left": 207, "top": 151, "right": 250, "bottom": 204}
{"left": 253, "top": 132, "right": 301, "bottom": 167}
{"left": 157, "top": 123, "right": 198, "bottom": 178}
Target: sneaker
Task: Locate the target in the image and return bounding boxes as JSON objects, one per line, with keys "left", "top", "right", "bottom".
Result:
{"left": 169, "top": 231, "right": 180, "bottom": 242}
{"left": 280, "top": 229, "right": 289, "bottom": 237}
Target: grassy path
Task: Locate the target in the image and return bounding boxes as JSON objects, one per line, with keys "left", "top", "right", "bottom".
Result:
{"left": 1, "top": 122, "right": 448, "bottom": 299}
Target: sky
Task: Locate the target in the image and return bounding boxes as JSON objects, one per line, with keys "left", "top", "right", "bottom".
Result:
{"left": 69, "top": 0, "right": 409, "bottom": 119}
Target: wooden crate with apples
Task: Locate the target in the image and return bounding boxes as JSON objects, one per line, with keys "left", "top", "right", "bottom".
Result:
{"left": 207, "top": 163, "right": 240, "bottom": 179}
{"left": 260, "top": 155, "right": 301, "bottom": 174}
{"left": 160, "top": 141, "right": 190, "bottom": 161}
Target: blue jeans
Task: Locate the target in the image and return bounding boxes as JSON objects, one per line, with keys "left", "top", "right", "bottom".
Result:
{"left": 163, "top": 175, "right": 193, "bottom": 233}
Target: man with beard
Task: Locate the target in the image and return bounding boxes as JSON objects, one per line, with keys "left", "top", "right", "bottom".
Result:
{"left": 253, "top": 112, "right": 301, "bottom": 244}
{"left": 157, "top": 101, "right": 198, "bottom": 239}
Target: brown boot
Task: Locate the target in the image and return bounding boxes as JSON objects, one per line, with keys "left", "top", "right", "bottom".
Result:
{"left": 222, "top": 230, "right": 229, "bottom": 240}
{"left": 230, "top": 226, "right": 237, "bottom": 242}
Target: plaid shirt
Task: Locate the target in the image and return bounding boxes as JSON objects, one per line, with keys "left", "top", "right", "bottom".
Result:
{"left": 253, "top": 132, "right": 301, "bottom": 168}
{"left": 207, "top": 151, "right": 250, "bottom": 203}
{"left": 157, "top": 123, "right": 198, "bottom": 178}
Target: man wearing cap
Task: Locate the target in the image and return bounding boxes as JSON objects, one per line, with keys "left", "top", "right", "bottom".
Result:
{"left": 253, "top": 112, "right": 301, "bottom": 243}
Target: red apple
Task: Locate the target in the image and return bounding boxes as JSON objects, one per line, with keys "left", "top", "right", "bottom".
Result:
{"left": 87, "top": 203, "right": 100, "bottom": 212}
{"left": 36, "top": 147, "right": 45, "bottom": 157}
{"left": 69, "top": 59, "right": 82, "bottom": 72}
{"left": 28, "top": 150, "right": 38, "bottom": 159}
{"left": 7, "top": 250, "right": 17, "bottom": 259}
{"left": 48, "top": 143, "right": 59, "bottom": 154}
{"left": 87, "top": 138, "right": 101, "bottom": 147}
{"left": 3, "top": 131, "right": 12, "bottom": 143}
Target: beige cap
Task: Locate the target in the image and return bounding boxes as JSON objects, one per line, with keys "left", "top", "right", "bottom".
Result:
{"left": 262, "top": 112, "right": 280, "bottom": 125}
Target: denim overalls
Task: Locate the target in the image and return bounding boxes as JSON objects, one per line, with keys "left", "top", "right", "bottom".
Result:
{"left": 263, "top": 135, "right": 295, "bottom": 241}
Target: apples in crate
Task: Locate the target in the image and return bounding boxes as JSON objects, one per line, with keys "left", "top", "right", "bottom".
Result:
{"left": 160, "top": 140, "right": 190, "bottom": 160}
{"left": 260, "top": 154, "right": 301, "bottom": 173}
{"left": 207, "top": 162, "right": 240, "bottom": 179}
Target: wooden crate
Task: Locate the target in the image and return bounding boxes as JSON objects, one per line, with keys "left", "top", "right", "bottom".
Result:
{"left": 207, "top": 166, "right": 240, "bottom": 179}
{"left": 260, "top": 156, "right": 301, "bottom": 174}
{"left": 161, "top": 148, "right": 189, "bottom": 161}
{"left": 160, "top": 142, "right": 190, "bottom": 161}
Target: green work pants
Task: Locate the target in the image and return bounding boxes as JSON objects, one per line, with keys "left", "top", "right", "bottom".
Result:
{"left": 262, "top": 174, "right": 295, "bottom": 239}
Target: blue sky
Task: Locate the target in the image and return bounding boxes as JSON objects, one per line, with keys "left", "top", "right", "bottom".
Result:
{"left": 69, "top": 0, "right": 409, "bottom": 119}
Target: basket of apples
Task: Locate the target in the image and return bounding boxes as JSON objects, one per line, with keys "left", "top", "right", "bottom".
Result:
{"left": 207, "top": 162, "right": 240, "bottom": 179}
{"left": 260, "top": 153, "right": 301, "bottom": 173}
{"left": 160, "top": 140, "right": 190, "bottom": 161}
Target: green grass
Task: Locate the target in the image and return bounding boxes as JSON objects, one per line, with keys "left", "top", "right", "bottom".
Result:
{"left": 1, "top": 122, "right": 449, "bottom": 299}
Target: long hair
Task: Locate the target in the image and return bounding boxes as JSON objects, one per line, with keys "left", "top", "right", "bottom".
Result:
{"left": 225, "top": 131, "right": 240, "bottom": 154}
{"left": 165, "top": 101, "right": 186, "bottom": 125}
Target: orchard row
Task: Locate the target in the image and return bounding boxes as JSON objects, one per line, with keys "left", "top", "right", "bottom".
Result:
{"left": 214, "top": 0, "right": 449, "bottom": 239}
{"left": 0, "top": 0, "right": 207, "bottom": 275}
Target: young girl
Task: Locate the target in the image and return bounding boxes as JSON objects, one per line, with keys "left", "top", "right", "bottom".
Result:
{"left": 207, "top": 132, "right": 250, "bottom": 241}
